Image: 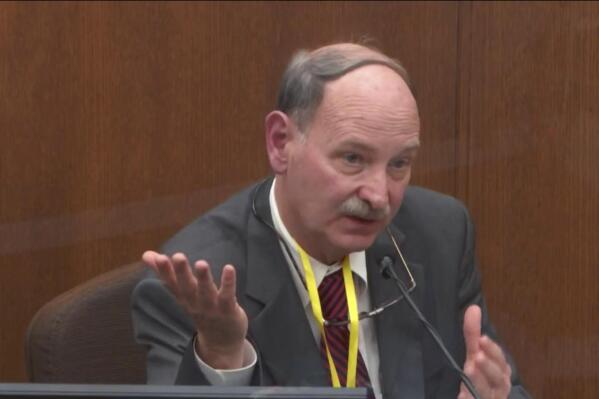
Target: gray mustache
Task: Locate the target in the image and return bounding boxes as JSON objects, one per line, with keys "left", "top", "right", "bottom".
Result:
{"left": 339, "top": 196, "right": 390, "bottom": 221}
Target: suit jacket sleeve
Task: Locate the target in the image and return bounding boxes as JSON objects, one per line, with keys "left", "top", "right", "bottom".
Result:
{"left": 131, "top": 275, "right": 199, "bottom": 384}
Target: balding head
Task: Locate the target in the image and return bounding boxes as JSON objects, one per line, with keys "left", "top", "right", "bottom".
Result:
{"left": 276, "top": 43, "right": 414, "bottom": 131}
{"left": 265, "top": 45, "right": 419, "bottom": 263}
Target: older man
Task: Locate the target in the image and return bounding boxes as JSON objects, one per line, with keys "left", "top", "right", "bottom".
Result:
{"left": 132, "top": 43, "right": 530, "bottom": 399}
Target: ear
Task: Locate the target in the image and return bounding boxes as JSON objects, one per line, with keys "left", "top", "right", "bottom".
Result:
{"left": 265, "top": 111, "right": 297, "bottom": 174}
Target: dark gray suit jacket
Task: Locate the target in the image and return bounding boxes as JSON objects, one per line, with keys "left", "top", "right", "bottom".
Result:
{"left": 131, "top": 178, "right": 530, "bottom": 398}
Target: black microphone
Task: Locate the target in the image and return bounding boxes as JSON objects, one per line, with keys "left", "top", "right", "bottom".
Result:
{"left": 378, "top": 256, "right": 481, "bottom": 399}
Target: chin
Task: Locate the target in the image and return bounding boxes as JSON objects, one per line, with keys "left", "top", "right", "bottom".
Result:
{"left": 332, "top": 233, "right": 379, "bottom": 255}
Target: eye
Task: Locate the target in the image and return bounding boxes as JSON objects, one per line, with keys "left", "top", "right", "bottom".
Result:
{"left": 388, "top": 157, "right": 412, "bottom": 179}
{"left": 343, "top": 152, "right": 363, "bottom": 165}
{"left": 389, "top": 158, "right": 409, "bottom": 169}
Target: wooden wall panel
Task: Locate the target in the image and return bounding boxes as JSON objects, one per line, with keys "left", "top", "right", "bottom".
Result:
{"left": 459, "top": 2, "right": 599, "bottom": 397}
{"left": 0, "top": 2, "right": 459, "bottom": 382}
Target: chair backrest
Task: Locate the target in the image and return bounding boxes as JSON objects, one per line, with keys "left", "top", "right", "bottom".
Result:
{"left": 25, "top": 262, "right": 146, "bottom": 383}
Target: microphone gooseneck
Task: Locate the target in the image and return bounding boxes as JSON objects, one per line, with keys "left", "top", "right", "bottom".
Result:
{"left": 378, "top": 256, "right": 482, "bottom": 399}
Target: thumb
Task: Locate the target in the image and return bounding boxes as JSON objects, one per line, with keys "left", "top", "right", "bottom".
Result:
{"left": 463, "top": 304, "right": 482, "bottom": 359}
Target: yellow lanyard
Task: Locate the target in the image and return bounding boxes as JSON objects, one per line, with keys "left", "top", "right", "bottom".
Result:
{"left": 297, "top": 246, "right": 360, "bottom": 388}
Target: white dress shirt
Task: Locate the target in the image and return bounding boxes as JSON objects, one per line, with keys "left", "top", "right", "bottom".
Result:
{"left": 195, "top": 178, "right": 382, "bottom": 399}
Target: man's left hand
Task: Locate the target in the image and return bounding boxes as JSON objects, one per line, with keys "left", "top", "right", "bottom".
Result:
{"left": 458, "top": 305, "right": 512, "bottom": 399}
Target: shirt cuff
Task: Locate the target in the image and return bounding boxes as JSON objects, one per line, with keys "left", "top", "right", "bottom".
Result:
{"left": 193, "top": 337, "right": 257, "bottom": 386}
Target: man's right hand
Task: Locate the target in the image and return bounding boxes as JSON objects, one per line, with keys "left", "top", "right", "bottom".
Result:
{"left": 142, "top": 250, "right": 249, "bottom": 370}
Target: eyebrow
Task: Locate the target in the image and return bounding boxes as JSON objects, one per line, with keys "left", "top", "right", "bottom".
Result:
{"left": 399, "top": 139, "right": 420, "bottom": 154}
{"left": 337, "top": 138, "right": 420, "bottom": 154}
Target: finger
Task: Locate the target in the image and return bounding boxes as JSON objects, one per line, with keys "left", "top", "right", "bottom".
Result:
{"left": 479, "top": 336, "right": 513, "bottom": 393}
{"left": 194, "top": 260, "right": 219, "bottom": 303}
{"left": 463, "top": 304, "right": 482, "bottom": 358}
{"left": 154, "top": 254, "right": 179, "bottom": 295}
{"left": 218, "top": 264, "right": 238, "bottom": 311}
{"left": 463, "top": 358, "right": 490, "bottom": 399}
{"left": 142, "top": 250, "right": 160, "bottom": 272}
{"left": 457, "top": 382, "right": 473, "bottom": 399}
{"left": 480, "top": 335, "right": 511, "bottom": 375}
{"left": 171, "top": 253, "right": 198, "bottom": 300}
{"left": 473, "top": 350, "right": 505, "bottom": 390}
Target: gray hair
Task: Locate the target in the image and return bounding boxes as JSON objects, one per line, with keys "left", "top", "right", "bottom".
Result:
{"left": 276, "top": 43, "right": 414, "bottom": 131}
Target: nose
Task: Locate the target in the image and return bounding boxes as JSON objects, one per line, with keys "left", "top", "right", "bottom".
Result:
{"left": 357, "top": 170, "right": 389, "bottom": 211}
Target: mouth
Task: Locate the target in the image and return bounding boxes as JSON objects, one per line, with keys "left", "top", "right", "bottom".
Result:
{"left": 344, "top": 215, "right": 381, "bottom": 229}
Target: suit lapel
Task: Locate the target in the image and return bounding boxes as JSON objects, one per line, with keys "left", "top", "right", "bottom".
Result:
{"left": 243, "top": 179, "right": 329, "bottom": 386}
{"left": 366, "top": 225, "right": 426, "bottom": 398}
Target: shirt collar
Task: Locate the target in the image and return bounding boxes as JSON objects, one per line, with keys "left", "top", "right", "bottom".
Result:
{"left": 268, "top": 177, "right": 369, "bottom": 287}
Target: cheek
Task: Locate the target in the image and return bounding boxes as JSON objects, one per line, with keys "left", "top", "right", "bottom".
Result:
{"left": 298, "top": 148, "right": 360, "bottom": 211}
{"left": 302, "top": 152, "right": 343, "bottom": 191}
{"left": 388, "top": 178, "right": 410, "bottom": 210}
{"left": 314, "top": 180, "right": 347, "bottom": 213}
{"left": 305, "top": 172, "right": 352, "bottom": 218}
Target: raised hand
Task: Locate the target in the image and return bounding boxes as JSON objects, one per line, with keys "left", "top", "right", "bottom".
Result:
{"left": 458, "top": 305, "right": 512, "bottom": 399}
{"left": 143, "top": 250, "right": 248, "bottom": 369}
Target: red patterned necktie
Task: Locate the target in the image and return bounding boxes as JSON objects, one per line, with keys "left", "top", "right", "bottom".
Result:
{"left": 318, "top": 269, "right": 371, "bottom": 388}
